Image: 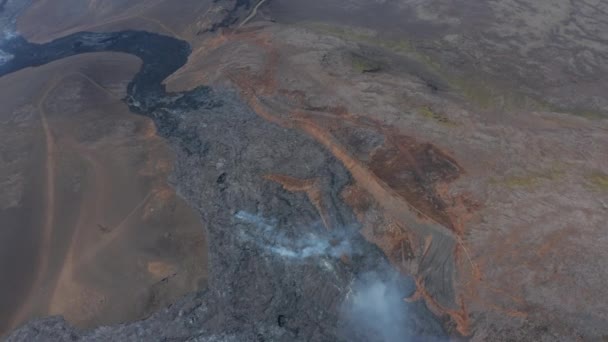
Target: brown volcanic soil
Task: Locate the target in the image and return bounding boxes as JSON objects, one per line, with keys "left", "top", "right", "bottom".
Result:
{"left": 16, "top": 0, "right": 232, "bottom": 44}
{"left": 161, "top": 16, "right": 608, "bottom": 338}
{"left": 0, "top": 53, "right": 207, "bottom": 335}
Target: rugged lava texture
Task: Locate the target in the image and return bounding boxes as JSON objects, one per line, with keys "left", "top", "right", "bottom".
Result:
{"left": 1, "top": 0, "right": 608, "bottom": 341}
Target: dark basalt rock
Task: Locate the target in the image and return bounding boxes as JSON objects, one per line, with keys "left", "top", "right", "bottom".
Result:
{"left": 1, "top": 27, "right": 446, "bottom": 341}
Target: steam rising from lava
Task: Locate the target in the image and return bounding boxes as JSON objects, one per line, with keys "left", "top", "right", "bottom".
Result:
{"left": 235, "top": 211, "right": 446, "bottom": 341}
{"left": 0, "top": 49, "right": 13, "bottom": 64}
{"left": 0, "top": 30, "right": 16, "bottom": 65}
{"left": 343, "top": 272, "right": 411, "bottom": 341}
{"left": 340, "top": 270, "right": 447, "bottom": 342}
{"left": 235, "top": 210, "right": 355, "bottom": 260}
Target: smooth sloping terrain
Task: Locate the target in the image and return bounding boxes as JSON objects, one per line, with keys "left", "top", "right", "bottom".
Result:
{"left": 0, "top": 52, "right": 207, "bottom": 336}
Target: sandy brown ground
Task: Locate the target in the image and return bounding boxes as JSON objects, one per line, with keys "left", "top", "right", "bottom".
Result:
{"left": 0, "top": 53, "right": 207, "bottom": 336}
{"left": 16, "top": 0, "right": 215, "bottom": 43}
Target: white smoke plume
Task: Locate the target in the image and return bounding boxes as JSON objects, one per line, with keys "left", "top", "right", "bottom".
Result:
{"left": 0, "top": 49, "right": 14, "bottom": 65}
{"left": 235, "top": 210, "right": 355, "bottom": 260}
{"left": 340, "top": 270, "right": 447, "bottom": 342}
{"left": 341, "top": 271, "right": 413, "bottom": 342}
{"left": 235, "top": 211, "right": 446, "bottom": 341}
{"left": 0, "top": 27, "right": 17, "bottom": 65}
{"left": 2, "top": 29, "right": 17, "bottom": 41}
